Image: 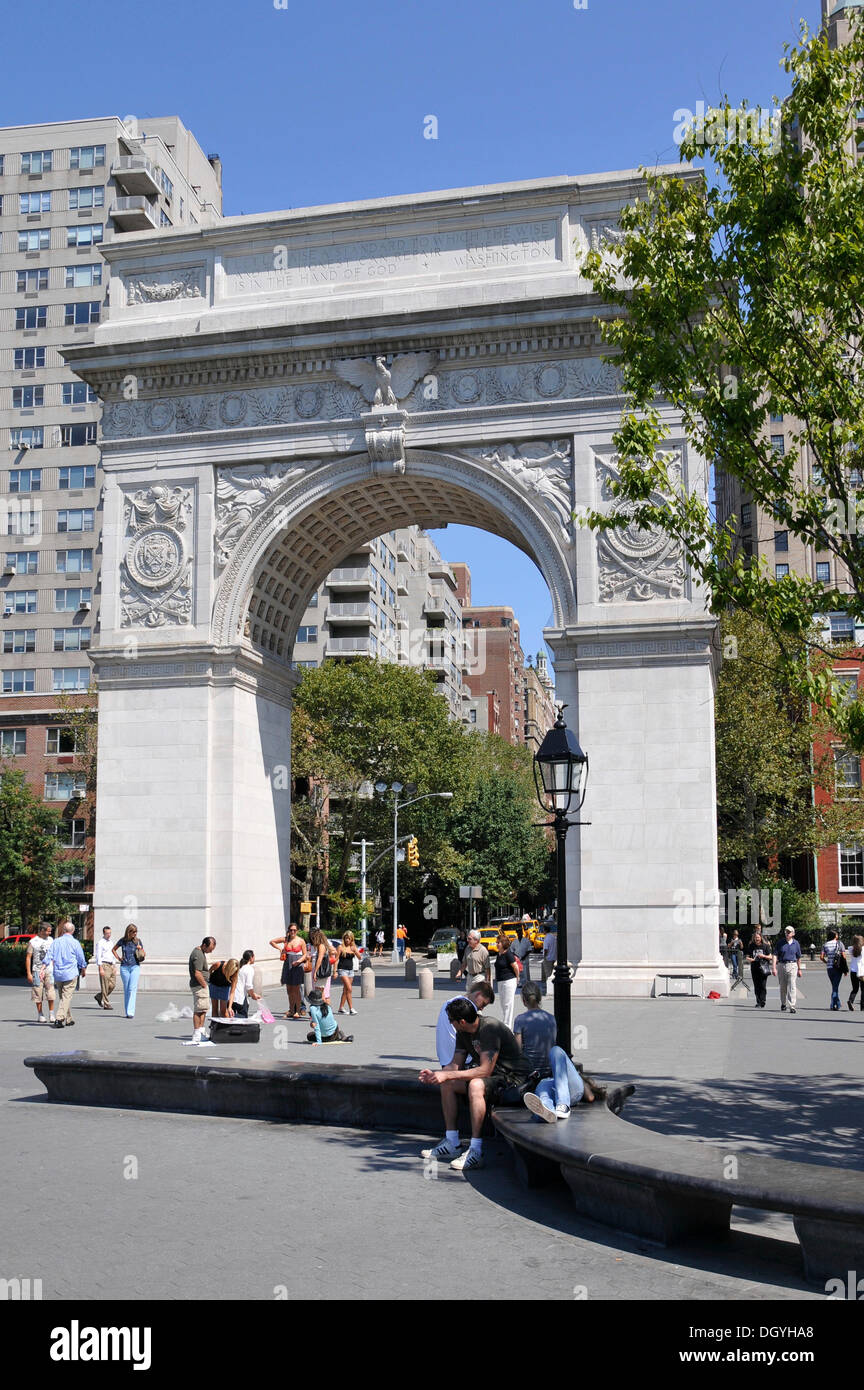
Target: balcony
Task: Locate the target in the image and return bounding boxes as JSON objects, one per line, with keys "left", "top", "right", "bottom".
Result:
{"left": 423, "top": 585, "right": 447, "bottom": 618}
{"left": 110, "top": 196, "right": 159, "bottom": 231}
{"left": 428, "top": 559, "right": 456, "bottom": 588}
{"left": 326, "top": 636, "right": 374, "bottom": 657}
{"left": 111, "top": 155, "right": 160, "bottom": 197}
{"left": 327, "top": 567, "right": 374, "bottom": 589}
{"left": 327, "top": 602, "right": 372, "bottom": 625}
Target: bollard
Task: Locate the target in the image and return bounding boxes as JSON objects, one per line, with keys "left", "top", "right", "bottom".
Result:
{"left": 361, "top": 968, "right": 375, "bottom": 1000}
{"left": 418, "top": 968, "right": 434, "bottom": 999}
{"left": 404, "top": 958, "right": 417, "bottom": 982}
{"left": 449, "top": 957, "right": 461, "bottom": 982}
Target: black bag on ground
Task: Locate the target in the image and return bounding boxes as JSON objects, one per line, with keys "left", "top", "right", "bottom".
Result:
{"left": 209, "top": 1018, "right": 261, "bottom": 1044}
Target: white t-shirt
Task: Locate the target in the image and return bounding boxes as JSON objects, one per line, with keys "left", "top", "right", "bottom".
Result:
{"left": 28, "top": 936, "right": 52, "bottom": 974}
{"left": 849, "top": 951, "right": 862, "bottom": 975}
{"left": 234, "top": 963, "right": 255, "bottom": 1006}
{"left": 94, "top": 938, "right": 116, "bottom": 965}
{"left": 436, "top": 994, "right": 464, "bottom": 1067}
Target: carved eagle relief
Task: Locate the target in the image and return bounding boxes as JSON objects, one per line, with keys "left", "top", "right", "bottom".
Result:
{"left": 333, "top": 353, "right": 435, "bottom": 407}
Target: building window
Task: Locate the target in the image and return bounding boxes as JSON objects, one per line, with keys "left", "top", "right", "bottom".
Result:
{"left": 9, "top": 469, "right": 41, "bottom": 493}
{"left": 65, "top": 263, "right": 102, "bottom": 288}
{"left": 60, "top": 425, "right": 97, "bottom": 448}
{"left": 69, "top": 145, "right": 105, "bottom": 170}
{"left": 19, "top": 191, "right": 51, "bottom": 215}
{"left": 66, "top": 224, "right": 103, "bottom": 247}
{"left": 0, "top": 729, "right": 26, "bottom": 755}
{"left": 160, "top": 170, "right": 174, "bottom": 201}
{"left": 770, "top": 412, "right": 784, "bottom": 423}
{"left": 14, "top": 348, "right": 46, "bottom": 369}
{"left": 816, "top": 561, "right": 831, "bottom": 584}
{"left": 17, "top": 228, "right": 50, "bottom": 252}
{"left": 61, "top": 382, "right": 98, "bottom": 405}
{"left": 46, "top": 727, "right": 78, "bottom": 754}
{"left": 12, "top": 387, "right": 44, "bottom": 408}
{"left": 55, "top": 817, "right": 86, "bottom": 848}
{"left": 56, "top": 549, "right": 93, "bottom": 574}
{"left": 295, "top": 626, "right": 318, "bottom": 643}
{"left": 774, "top": 531, "right": 789, "bottom": 553}
{"left": 64, "top": 301, "right": 100, "bottom": 326}
{"left": 10, "top": 427, "right": 44, "bottom": 449}
{"left": 57, "top": 509, "right": 94, "bottom": 533}
{"left": 2, "top": 629, "right": 36, "bottom": 654}
{"left": 21, "top": 150, "right": 52, "bottom": 174}
{"left": 840, "top": 844, "right": 864, "bottom": 890}
{"left": 771, "top": 435, "right": 786, "bottom": 456}
{"left": 15, "top": 306, "right": 47, "bottom": 329}
{"left": 775, "top": 563, "right": 789, "bottom": 579}
{"left": 44, "top": 770, "right": 87, "bottom": 799}
{"left": 159, "top": 210, "right": 172, "bottom": 227}
{"left": 54, "top": 588, "right": 91, "bottom": 612}
{"left": 2, "top": 670, "right": 35, "bottom": 694}
{"left": 4, "top": 590, "right": 37, "bottom": 615}
{"left": 68, "top": 185, "right": 104, "bottom": 210}
{"left": 834, "top": 672, "right": 859, "bottom": 706}
{"left": 830, "top": 612, "right": 856, "bottom": 643}
{"left": 469, "top": 709, "right": 477, "bottom": 724}
{"left": 307, "top": 591, "right": 319, "bottom": 607}
{"left": 5, "top": 552, "right": 38, "bottom": 575}
{"left": 836, "top": 750, "right": 863, "bottom": 793}
{"left": 52, "top": 668, "right": 90, "bottom": 693}
{"left": 16, "top": 268, "right": 48, "bottom": 292}
{"left": 59, "top": 465, "right": 96, "bottom": 488}
{"left": 53, "top": 628, "right": 90, "bottom": 652}
{"left": 293, "top": 660, "right": 318, "bottom": 669}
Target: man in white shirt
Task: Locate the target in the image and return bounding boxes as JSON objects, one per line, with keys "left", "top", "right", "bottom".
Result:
{"left": 26, "top": 923, "right": 55, "bottom": 1024}
{"left": 94, "top": 926, "right": 117, "bottom": 1009}
{"left": 435, "top": 981, "right": 494, "bottom": 1066}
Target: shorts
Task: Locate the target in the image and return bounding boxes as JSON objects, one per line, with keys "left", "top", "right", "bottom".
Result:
{"left": 481, "top": 1074, "right": 528, "bottom": 1106}
{"left": 281, "top": 962, "right": 304, "bottom": 987}
{"left": 209, "top": 984, "right": 230, "bottom": 1003}
{"left": 339, "top": 969, "right": 354, "bottom": 981}
{"left": 191, "top": 985, "right": 209, "bottom": 1014}
{"left": 32, "top": 978, "right": 54, "bottom": 1003}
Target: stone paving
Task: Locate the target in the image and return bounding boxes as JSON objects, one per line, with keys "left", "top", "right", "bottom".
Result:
{"left": 1, "top": 957, "right": 858, "bottom": 1301}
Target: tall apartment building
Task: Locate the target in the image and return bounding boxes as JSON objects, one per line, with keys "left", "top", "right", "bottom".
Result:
{"left": 0, "top": 116, "right": 222, "bottom": 918}
{"left": 523, "top": 651, "right": 556, "bottom": 749}
{"left": 291, "top": 527, "right": 469, "bottom": 720}
{"left": 715, "top": 3, "right": 864, "bottom": 919}
{"left": 450, "top": 560, "right": 527, "bottom": 746}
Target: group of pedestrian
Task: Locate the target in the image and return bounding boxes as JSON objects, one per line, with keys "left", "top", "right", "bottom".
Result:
{"left": 737, "top": 924, "right": 864, "bottom": 1014}
{"left": 421, "top": 979, "right": 603, "bottom": 1171}
{"left": 25, "top": 920, "right": 145, "bottom": 1027}
{"left": 184, "top": 937, "right": 263, "bottom": 1046}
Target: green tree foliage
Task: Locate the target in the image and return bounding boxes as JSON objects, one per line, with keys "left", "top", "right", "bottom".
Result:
{"left": 716, "top": 613, "right": 862, "bottom": 887}
{"left": 0, "top": 767, "right": 67, "bottom": 930}
{"left": 582, "top": 20, "right": 864, "bottom": 751}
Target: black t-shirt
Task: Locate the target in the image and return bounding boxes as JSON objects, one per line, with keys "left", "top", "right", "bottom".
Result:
{"left": 746, "top": 940, "right": 772, "bottom": 968}
{"left": 494, "top": 945, "right": 517, "bottom": 982}
{"left": 456, "top": 1017, "right": 531, "bottom": 1083}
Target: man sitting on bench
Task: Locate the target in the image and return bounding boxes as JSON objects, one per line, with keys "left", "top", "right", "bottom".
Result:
{"left": 419, "top": 997, "right": 531, "bottom": 1172}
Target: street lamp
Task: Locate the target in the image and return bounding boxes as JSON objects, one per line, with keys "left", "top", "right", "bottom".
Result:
{"left": 533, "top": 704, "right": 589, "bottom": 1055}
{"left": 375, "top": 781, "right": 453, "bottom": 964}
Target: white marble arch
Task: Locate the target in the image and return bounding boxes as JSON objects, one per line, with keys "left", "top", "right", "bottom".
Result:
{"left": 64, "top": 170, "right": 726, "bottom": 996}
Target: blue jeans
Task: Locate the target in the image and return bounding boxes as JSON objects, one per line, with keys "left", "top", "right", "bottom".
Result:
{"left": 120, "top": 964, "right": 139, "bottom": 1017}
{"left": 532, "top": 1046, "right": 584, "bottom": 1117}
{"left": 397, "top": 942, "right": 405, "bottom": 961}
{"left": 828, "top": 967, "right": 842, "bottom": 1008}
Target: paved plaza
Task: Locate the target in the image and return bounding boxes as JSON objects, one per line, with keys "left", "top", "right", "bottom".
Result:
{"left": 1, "top": 959, "right": 859, "bottom": 1301}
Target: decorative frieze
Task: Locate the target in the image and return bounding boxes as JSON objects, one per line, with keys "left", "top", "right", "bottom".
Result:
{"left": 594, "top": 453, "right": 687, "bottom": 603}
{"left": 467, "top": 439, "right": 573, "bottom": 534}
{"left": 120, "top": 486, "right": 194, "bottom": 629}
{"left": 214, "top": 462, "right": 310, "bottom": 571}
{"left": 125, "top": 268, "right": 204, "bottom": 304}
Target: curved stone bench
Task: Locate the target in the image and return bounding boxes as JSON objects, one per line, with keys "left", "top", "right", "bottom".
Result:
{"left": 492, "top": 1099, "right": 864, "bottom": 1282}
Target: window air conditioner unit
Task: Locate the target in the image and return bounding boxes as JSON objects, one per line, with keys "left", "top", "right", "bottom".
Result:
{"left": 3, "top": 565, "right": 16, "bottom": 576}
{"left": 79, "top": 601, "right": 91, "bottom": 612}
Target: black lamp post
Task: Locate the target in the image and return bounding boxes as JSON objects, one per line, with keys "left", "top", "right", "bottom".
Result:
{"left": 533, "top": 704, "right": 589, "bottom": 1056}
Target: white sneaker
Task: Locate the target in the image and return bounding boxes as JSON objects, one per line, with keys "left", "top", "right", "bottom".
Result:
{"left": 349, "top": 1007, "right": 357, "bottom": 1015}
{"left": 48, "top": 1015, "right": 56, "bottom": 1025}
{"left": 337, "top": 1008, "right": 346, "bottom": 1014}
{"left": 420, "top": 1138, "right": 460, "bottom": 1160}
{"left": 181, "top": 1039, "right": 200, "bottom": 1046}
{"left": 38, "top": 1015, "right": 47, "bottom": 1024}
{"left": 196, "top": 1039, "right": 216, "bottom": 1047}
{"left": 555, "top": 1105, "right": 571, "bottom": 1119}
{"left": 450, "top": 1148, "right": 484, "bottom": 1171}
{"left": 523, "top": 1091, "right": 557, "bottom": 1123}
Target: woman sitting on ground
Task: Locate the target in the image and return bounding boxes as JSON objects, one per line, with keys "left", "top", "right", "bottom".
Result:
{"left": 306, "top": 989, "right": 353, "bottom": 1045}
{"left": 513, "top": 982, "right": 605, "bottom": 1122}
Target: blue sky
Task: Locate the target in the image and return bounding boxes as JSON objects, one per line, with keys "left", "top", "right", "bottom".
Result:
{"left": 4, "top": 0, "right": 814, "bottom": 663}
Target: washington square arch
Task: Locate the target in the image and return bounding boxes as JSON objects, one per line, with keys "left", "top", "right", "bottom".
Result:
{"left": 64, "top": 169, "right": 728, "bottom": 998}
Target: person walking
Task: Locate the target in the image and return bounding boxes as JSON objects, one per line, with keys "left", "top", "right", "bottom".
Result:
{"left": 455, "top": 929, "right": 490, "bottom": 993}
{"left": 271, "top": 924, "right": 308, "bottom": 1019}
{"left": 184, "top": 936, "right": 216, "bottom": 1046}
{"left": 727, "top": 930, "right": 744, "bottom": 983}
{"left": 306, "top": 988, "right": 353, "bottom": 1044}
{"left": 228, "top": 950, "right": 261, "bottom": 1018}
{"left": 775, "top": 926, "right": 803, "bottom": 1014}
{"left": 541, "top": 922, "right": 557, "bottom": 997}
{"left": 396, "top": 923, "right": 408, "bottom": 962}
{"left": 93, "top": 926, "right": 118, "bottom": 1010}
{"left": 335, "top": 931, "right": 360, "bottom": 1015}
{"left": 745, "top": 929, "right": 774, "bottom": 1008}
{"left": 455, "top": 928, "right": 468, "bottom": 964}
{"left": 308, "top": 927, "right": 333, "bottom": 1002}
{"left": 42, "top": 922, "right": 86, "bottom": 1028}
{"left": 822, "top": 930, "right": 847, "bottom": 1011}
{"left": 25, "top": 922, "right": 55, "bottom": 1024}
{"left": 374, "top": 928, "right": 385, "bottom": 958}
{"left": 493, "top": 927, "right": 519, "bottom": 1030}
{"left": 113, "top": 924, "right": 145, "bottom": 1018}
{"left": 847, "top": 936, "right": 864, "bottom": 1011}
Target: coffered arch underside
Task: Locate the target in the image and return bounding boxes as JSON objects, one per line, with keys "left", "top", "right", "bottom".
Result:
{"left": 212, "top": 449, "right": 577, "bottom": 659}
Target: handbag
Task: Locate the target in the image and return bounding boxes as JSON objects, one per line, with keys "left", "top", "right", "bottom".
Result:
{"left": 316, "top": 952, "right": 332, "bottom": 980}
{"left": 134, "top": 944, "right": 145, "bottom": 964}
{"left": 836, "top": 947, "right": 849, "bottom": 976}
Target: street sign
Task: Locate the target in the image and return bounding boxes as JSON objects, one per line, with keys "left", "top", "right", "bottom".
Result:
{"left": 300, "top": 900, "right": 313, "bottom": 914}
{"left": 459, "top": 884, "right": 482, "bottom": 898}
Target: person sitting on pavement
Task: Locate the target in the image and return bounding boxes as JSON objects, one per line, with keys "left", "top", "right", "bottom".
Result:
{"left": 435, "top": 980, "right": 494, "bottom": 1067}
{"left": 419, "top": 998, "right": 532, "bottom": 1172}
{"left": 306, "top": 989, "right": 353, "bottom": 1044}
{"left": 513, "top": 983, "right": 603, "bottom": 1122}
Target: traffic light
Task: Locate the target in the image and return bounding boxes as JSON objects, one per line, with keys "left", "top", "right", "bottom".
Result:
{"left": 407, "top": 835, "right": 419, "bottom": 867}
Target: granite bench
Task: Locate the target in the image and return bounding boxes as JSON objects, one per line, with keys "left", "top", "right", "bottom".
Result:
{"left": 492, "top": 1098, "right": 864, "bottom": 1282}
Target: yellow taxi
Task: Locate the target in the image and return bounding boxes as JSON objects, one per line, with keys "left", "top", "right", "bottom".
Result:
{"left": 478, "top": 919, "right": 545, "bottom": 954}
